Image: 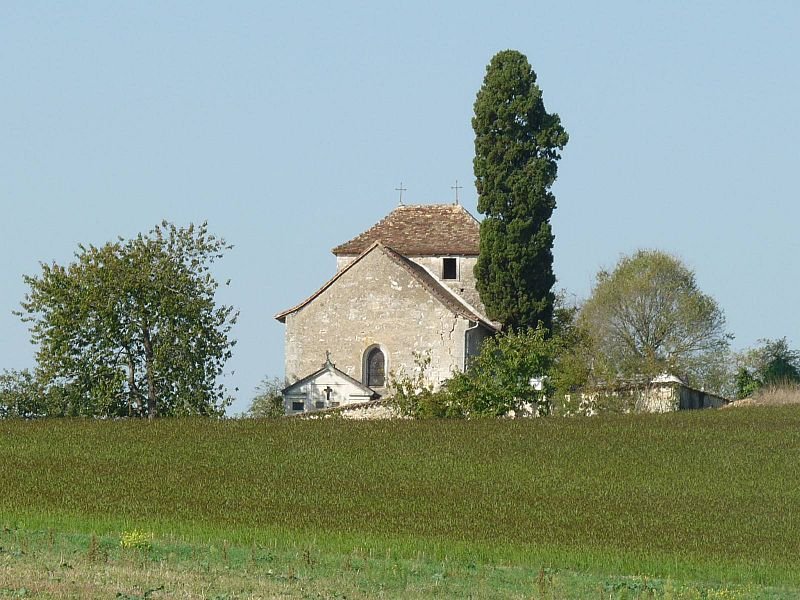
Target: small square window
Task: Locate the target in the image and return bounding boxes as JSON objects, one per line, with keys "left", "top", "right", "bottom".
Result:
{"left": 315, "top": 400, "right": 325, "bottom": 409}
{"left": 330, "top": 401, "right": 340, "bottom": 407}
{"left": 291, "top": 401, "right": 304, "bottom": 411}
{"left": 442, "top": 257, "right": 457, "bottom": 280}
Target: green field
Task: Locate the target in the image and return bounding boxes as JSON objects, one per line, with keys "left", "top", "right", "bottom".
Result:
{"left": 1, "top": 408, "right": 799, "bottom": 598}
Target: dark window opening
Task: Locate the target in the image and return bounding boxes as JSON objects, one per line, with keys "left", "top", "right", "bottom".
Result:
{"left": 366, "top": 347, "right": 386, "bottom": 387}
{"left": 315, "top": 400, "right": 325, "bottom": 409}
{"left": 291, "top": 401, "right": 304, "bottom": 411}
{"left": 442, "top": 257, "right": 457, "bottom": 280}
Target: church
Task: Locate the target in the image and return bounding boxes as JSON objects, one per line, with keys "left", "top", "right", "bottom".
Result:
{"left": 275, "top": 203, "right": 499, "bottom": 414}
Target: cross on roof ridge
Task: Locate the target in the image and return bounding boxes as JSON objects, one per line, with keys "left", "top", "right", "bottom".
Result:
{"left": 395, "top": 182, "right": 407, "bottom": 205}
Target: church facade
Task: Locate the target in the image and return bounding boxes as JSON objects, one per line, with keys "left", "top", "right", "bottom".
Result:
{"left": 275, "top": 203, "right": 498, "bottom": 414}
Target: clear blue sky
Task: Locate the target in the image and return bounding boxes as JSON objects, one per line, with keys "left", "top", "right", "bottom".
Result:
{"left": 2, "top": 2, "right": 798, "bottom": 414}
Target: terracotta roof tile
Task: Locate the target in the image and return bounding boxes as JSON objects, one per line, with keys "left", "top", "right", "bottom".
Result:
{"left": 332, "top": 204, "right": 480, "bottom": 256}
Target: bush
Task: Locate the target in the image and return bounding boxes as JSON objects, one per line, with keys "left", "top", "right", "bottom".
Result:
{"left": 245, "top": 377, "right": 285, "bottom": 418}
{"left": 735, "top": 338, "right": 800, "bottom": 399}
{"left": 439, "top": 326, "right": 556, "bottom": 417}
{"left": 0, "top": 369, "right": 44, "bottom": 419}
{"left": 389, "top": 353, "right": 464, "bottom": 418}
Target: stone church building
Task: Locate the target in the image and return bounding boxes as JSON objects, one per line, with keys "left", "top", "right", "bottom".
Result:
{"left": 275, "top": 203, "right": 499, "bottom": 414}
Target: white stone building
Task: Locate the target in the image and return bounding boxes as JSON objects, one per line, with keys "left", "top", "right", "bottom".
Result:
{"left": 275, "top": 203, "right": 499, "bottom": 415}
{"left": 281, "top": 353, "right": 379, "bottom": 413}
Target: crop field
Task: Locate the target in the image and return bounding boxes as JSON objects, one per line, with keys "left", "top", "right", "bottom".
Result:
{"left": 1, "top": 407, "right": 799, "bottom": 598}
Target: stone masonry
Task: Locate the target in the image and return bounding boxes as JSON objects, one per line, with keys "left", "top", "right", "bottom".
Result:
{"left": 276, "top": 203, "right": 497, "bottom": 410}
{"left": 282, "top": 245, "right": 482, "bottom": 391}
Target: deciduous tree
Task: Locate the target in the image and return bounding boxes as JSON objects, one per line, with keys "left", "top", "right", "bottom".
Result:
{"left": 580, "top": 250, "right": 731, "bottom": 389}
{"left": 18, "top": 222, "right": 237, "bottom": 418}
{"left": 245, "top": 376, "right": 286, "bottom": 418}
{"left": 473, "top": 49, "right": 568, "bottom": 332}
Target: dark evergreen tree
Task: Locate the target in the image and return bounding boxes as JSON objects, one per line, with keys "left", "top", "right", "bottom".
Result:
{"left": 473, "top": 50, "right": 568, "bottom": 331}
{"left": 760, "top": 338, "right": 800, "bottom": 386}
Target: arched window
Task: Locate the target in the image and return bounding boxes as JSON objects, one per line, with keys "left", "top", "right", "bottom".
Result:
{"left": 365, "top": 347, "right": 386, "bottom": 387}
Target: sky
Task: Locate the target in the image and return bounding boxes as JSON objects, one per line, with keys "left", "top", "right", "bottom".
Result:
{"left": 2, "top": 2, "right": 798, "bottom": 414}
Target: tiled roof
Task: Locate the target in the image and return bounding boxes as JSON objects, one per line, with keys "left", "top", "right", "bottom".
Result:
{"left": 275, "top": 241, "right": 499, "bottom": 331}
{"left": 332, "top": 204, "right": 480, "bottom": 256}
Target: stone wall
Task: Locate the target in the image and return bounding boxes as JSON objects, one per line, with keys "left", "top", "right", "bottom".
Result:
{"left": 408, "top": 256, "right": 485, "bottom": 315}
{"left": 634, "top": 383, "right": 728, "bottom": 412}
{"left": 562, "top": 382, "right": 729, "bottom": 415}
{"left": 338, "top": 400, "right": 400, "bottom": 420}
{"left": 291, "top": 382, "right": 730, "bottom": 420}
{"left": 635, "top": 384, "right": 680, "bottom": 413}
{"left": 337, "top": 254, "right": 485, "bottom": 316}
{"left": 295, "top": 399, "right": 401, "bottom": 420}
{"left": 335, "top": 255, "right": 356, "bottom": 271}
{"left": 285, "top": 248, "right": 472, "bottom": 390}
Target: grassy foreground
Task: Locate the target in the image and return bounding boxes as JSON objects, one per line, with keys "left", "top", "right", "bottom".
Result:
{"left": 2, "top": 528, "right": 791, "bottom": 599}
{"left": 1, "top": 408, "right": 799, "bottom": 597}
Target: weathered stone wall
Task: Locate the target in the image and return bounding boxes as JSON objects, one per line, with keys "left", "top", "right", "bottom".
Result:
{"left": 409, "top": 255, "right": 485, "bottom": 315}
{"left": 562, "top": 383, "right": 729, "bottom": 416}
{"left": 285, "top": 248, "right": 471, "bottom": 390}
{"left": 337, "top": 255, "right": 486, "bottom": 316}
{"left": 677, "top": 387, "right": 728, "bottom": 409}
{"left": 339, "top": 401, "right": 400, "bottom": 420}
{"left": 636, "top": 384, "right": 728, "bottom": 411}
{"left": 572, "top": 386, "right": 679, "bottom": 414}
{"left": 336, "top": 255, "right": 356, "bottom": 271}
{"left": 296, "top": 399, "right": 401, "bottom": 420}
{"left": 636, "top": 385, "right": 680, "bottom": 413}
{"left": 336, "top": 256, "right": 486, "bottom": 315}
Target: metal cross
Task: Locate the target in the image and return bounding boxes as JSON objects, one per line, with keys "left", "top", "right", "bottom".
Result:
{"left": 395, "top": 182, "right": 407, "bottom": 205}
{"left": 323, "top": 386, "right": 333, "bottom": 402}
{"left": 451, "top": 179, "right": 463, "bottom": 205}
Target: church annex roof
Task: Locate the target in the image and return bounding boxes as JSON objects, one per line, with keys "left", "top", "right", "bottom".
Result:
{"left": 274, "top": 241, "right": 499, "bottom": 331}
{"left": 331, "top": 203, "right": 480, "bottom": 256}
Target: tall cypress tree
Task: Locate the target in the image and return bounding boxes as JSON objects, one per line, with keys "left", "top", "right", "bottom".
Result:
{"left": 473, "top": 50, "right": 568, "bottom": 332}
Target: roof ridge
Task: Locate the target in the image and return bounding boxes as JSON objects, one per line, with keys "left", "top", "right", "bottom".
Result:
{"left": 331, "top": 203, "right": 480, "bottom": 257}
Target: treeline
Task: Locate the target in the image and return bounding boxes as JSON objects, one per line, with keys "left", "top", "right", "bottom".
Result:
{"left": 387, "top": 249, "right": 799, "bottom": 419}
{"left": 3, "top": 50, "right": 797, "bottom": 419}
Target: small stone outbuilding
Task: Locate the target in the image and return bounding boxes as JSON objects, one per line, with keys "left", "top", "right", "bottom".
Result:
{"left": 281, "top": 354, "right": 380, "bottom": 414}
